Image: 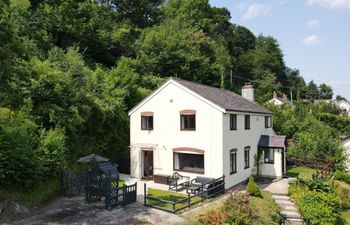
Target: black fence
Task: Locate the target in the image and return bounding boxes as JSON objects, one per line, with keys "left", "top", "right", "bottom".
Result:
{"left": 60, "top": 166, "right": 137, "bottom": 209}
{"left": 144, "top": 175, "right": 225, "bottom": 213}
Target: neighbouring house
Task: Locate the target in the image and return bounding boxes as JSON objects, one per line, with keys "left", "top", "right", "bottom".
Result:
{"left": 268, "top": 91, "right": 290, "bottom": 106}
{"left": 341, "top": 136, "right": 350, "bottom": 171}
{"left": 128, "top": 78, "right": 286, "bottom": 189}
{"left": 314, "top": 99, "right": 350, "bottom": 117}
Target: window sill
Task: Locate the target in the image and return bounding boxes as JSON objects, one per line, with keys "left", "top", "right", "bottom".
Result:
{"left": 244, "top": 166, "right": 250, "bottom": 169}
{"left": 230, "top": 172, "right": 237, "bottom": 175}
{"left": 141, "top": 129, "right": 153, "bottom": 131}
{"left": 264, "top": 162, "right": 274, "bottom": 164}
{"left": 174, "top": 169, "right": 204, "bottom": 174}
{"left": 245, "top": 128, "right": 250, "bottom": 130}
{"left": 180, "top": 129, "right": 196, "bottom": 131}
{"left": 230, "top": 129, "right": 237, "bottom": 131}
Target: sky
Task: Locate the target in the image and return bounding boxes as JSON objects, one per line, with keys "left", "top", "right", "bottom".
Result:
{"left": 210, "top": 0, "right": 350, "bottom": 99}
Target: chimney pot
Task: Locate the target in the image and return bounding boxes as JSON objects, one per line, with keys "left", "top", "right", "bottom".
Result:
{"left": 273, "top": 91, "right": 277, "bottom": 99}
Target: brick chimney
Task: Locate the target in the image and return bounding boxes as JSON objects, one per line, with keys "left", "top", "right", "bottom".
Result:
{"left": 272, "top": 91, "right": 277, "bottom": 99}
{"left": 242, "top": 83, "right": 254, "bottom": 102}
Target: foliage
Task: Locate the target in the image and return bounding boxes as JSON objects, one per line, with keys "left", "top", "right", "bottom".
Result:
{"left": 333, "top": 181, "right": 350, "bottom": 210}
{"left": 0, "top": 179, "right": 60, "bottom": 208}
{"left": 319, "top": 83, "right": 333, "bottom": 99}
{"left": 317, "top": 113, "right": 350, "bottom": 135}
{"left": 246, "top": 176, "right": 261, "bottom": 197}
{"left": 197, "top": 191, "right": 279, "bottom": 225}
{"left": 334, "top": 170, "right": 350, "bottom": 185}
{"left": 289, "top": 182, "right": 344, "bottom": 225}
{"left": 0, "top": 107, "right": 42, "bottom": 188}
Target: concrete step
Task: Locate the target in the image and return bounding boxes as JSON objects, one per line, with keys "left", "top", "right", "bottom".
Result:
{"left": 280, "top": 210, "right": 302, "bottom": 218}
{"left": 279, "top": 205, "right": 299, "bottom": 212}
{"left": 272, "top": 195, "right": 291, "bottom": 200}
{"left": 275, "top": 199, "right": 295, "bottom": 206}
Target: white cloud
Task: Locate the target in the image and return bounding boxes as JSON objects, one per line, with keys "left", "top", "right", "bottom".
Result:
{"left": 307, "top": 0, "right": 350, "bottom": 10}
{"left": 303, "top": 35, "right": 321, "bottom": 46}
{"left": 307, "top": 19, "right": 319, "bottom": 27}
{"left": 241, "top": 3, "right": 271, "bottom": 21}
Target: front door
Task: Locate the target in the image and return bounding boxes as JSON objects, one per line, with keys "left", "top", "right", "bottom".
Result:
{"left": 143, "top": 151, "right": 153, "bottom": 180}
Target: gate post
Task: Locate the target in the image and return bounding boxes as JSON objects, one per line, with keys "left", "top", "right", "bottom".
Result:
{"left": 144, "top": 183, "right": 147, "bottom": 206}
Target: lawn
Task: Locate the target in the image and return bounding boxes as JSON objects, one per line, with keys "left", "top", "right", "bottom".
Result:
{"left": 286, "top": 166, "right": 316, "bottom": 180}
{"left": 250, "top": 191, "right": 281, "bottom": 225}
{"left": 147, "top": 188, "right": 202, "bottom": 211}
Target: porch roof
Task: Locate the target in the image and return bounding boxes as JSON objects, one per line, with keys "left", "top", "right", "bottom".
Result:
{"left": 258, "top": 135, "right": 286, "bottom": 149}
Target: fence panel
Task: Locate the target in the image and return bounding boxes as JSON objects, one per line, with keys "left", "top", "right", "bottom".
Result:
{"left": 144, "top": 175, "right": 225, "bottom": 213}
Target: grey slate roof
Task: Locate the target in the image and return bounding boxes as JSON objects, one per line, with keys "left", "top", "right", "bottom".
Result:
{"left": 258, "top": 135, "right": 286, "bottom": 148}
{"left": 172, "top": 78, "right": 273, "bottom": 115}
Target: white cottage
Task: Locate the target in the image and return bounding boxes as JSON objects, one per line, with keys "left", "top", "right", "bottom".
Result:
{"left": 129, "top": 78, "right": 286, "bottom": 188}
{"left": 341, "top": 136, "right": 350, "bottom": 172}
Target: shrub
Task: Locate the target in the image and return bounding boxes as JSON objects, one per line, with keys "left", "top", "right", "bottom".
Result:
{"left": 333, "top": 181, "right": 350, "bottom": 209}
{"left": 36, "top": 128, "right": 66, "bottom": 176}
{"left": 290, "top": 181, "right": 345, "bottom": 225}
{"left": 246, "top": 176, "right": 261, "bottom": 197}
{"left": 198, "top": 211, "right": 225, "bottom": 225}
{"left": 222, "top": 193, "right": 253, "bottom": 225}
{"left": 334, "top": 170, "right": 350, "bottom": 184}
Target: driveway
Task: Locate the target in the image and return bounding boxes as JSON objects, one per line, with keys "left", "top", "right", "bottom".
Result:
{"left": 5, "top": 197, "right": 184, "bottom": 225}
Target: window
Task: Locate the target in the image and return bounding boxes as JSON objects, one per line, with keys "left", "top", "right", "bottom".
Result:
{"left": 174, "top": 153, "right": 204, "bottom": 174}
{"left": 230, "top": 149, "right": 237, "bottom": 174}
{"left": 180, "top": 115, "right": 196, "bottom": 130}
{"left": 265, "top": 116, "right": 272, "bottom": 128}
{"left": 245, "top": 115, "right": 250, "bottom": 130}
{"left": 264, "top": 148, "right": 274, "bottom": 164}
{"left": 244, "top": 147, "right": 250, "bottom": 169}
{"left": 141, "top": 116, "right": 153, "bottom": 130}
{"left": 230, "top": 114, "right": 237, "bottom": 130}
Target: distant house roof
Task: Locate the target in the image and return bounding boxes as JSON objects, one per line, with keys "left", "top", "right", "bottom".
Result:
{"left": 258, "top": 135, "right": 286, "bottom": 148}
{"left": 341, "top": 135, "right": 350, "bottom": 142}
{"left": 172, "top": 78, "right": 273, "bottom": 115}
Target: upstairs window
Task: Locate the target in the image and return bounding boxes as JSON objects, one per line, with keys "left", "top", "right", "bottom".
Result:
{"left": 244, "top": 146, "right": 250, "bottom": 169}
{"left": 245, "top": 115, "right": 250, "bottom": 130}
{"left": 180, "top": 110, "right": 196, "bottom": 131}
{"left": 265, "top": 116, "right": 272, "bottom": 128}
{"left": 230, "top": 114, "right": 237, "bottom": 130}
{"left": 141, "top": 112, "right": 153, "bottom": 130}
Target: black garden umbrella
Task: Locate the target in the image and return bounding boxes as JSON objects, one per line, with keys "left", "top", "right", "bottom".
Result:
{"left": 77, "top": 154, "right": 109, "bottom": 163}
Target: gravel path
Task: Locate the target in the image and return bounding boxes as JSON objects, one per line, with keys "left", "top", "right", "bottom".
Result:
{"left": 4, "top": 197, "right": 184, "bottom": 225}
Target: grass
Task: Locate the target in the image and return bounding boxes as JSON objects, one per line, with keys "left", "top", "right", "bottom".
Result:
{"left": 250, "top": 191, "right": 281, "bottom": 225}
{"left": 286, "top": 166, "right": 316, "bottom": 180}
{"left": 0, "top": 179, "right": 60, "bottom": 208}
{"left": 342, "top": 210, "right": 350, "bottom": 225}
{"left": 183, "top": 191, "right": 280, "bottom": 225}
{"left": 147, "top": 188, "right": 202, "bottom": 211}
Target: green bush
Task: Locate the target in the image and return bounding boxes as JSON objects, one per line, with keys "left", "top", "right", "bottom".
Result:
{"left": 333, "top": 181, "right": 350, "bottom": 210}
{"left": 290, "top": 182, "right": 345, "bottom": 225}
{"left": 37, "top": 128, "right": 66, "bottom": 176}
{"left": 334, "top": 170, "right": 350, "bottom": 184}
{"left": 246, "top": 176, "right": 261, "bottom": 197}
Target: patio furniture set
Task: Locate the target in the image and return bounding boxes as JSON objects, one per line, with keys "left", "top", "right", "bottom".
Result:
{"left": 156, "top": 172, "right": 215, "bottom": 195}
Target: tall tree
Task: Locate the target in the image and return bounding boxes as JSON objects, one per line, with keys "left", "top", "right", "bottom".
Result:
{"left": 306, "top": 80, "right": 319, "bottom": 100}
{"left": 318, "top": 83, "right": 333, "bottom": 99}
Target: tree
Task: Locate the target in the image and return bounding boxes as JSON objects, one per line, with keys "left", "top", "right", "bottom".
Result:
{"left": 254, "top": 71, "right": 282, "bottom": 103}
{"left": 319, "top": 83, "right": 333, "bottom": 99}
{"left": 336, "top": 95, "right": 348, "bottom": 101}
{"left": 306, "top": 80, "right": 319, "bottom": 100}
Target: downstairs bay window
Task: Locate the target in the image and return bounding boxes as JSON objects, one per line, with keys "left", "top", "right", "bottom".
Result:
{"left": 173, "top": 152, "right": 204, "bottom": 174}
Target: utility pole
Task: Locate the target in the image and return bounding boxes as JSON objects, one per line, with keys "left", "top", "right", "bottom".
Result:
{"left": 290, "top": 89, "right": 294, "bottom": 108}
{"left": 230, "top": 70, "right": 233, "bottom": 89}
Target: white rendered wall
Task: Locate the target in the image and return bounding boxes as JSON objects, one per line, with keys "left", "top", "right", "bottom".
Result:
{"left": 222, "top": 113, "right": 276, "bottom": 187}
{"left": 343, "top": 140, "right": 350, "bottom": 171}
{"left": 130, "top": 82, "right": 224, "bottom": 180}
